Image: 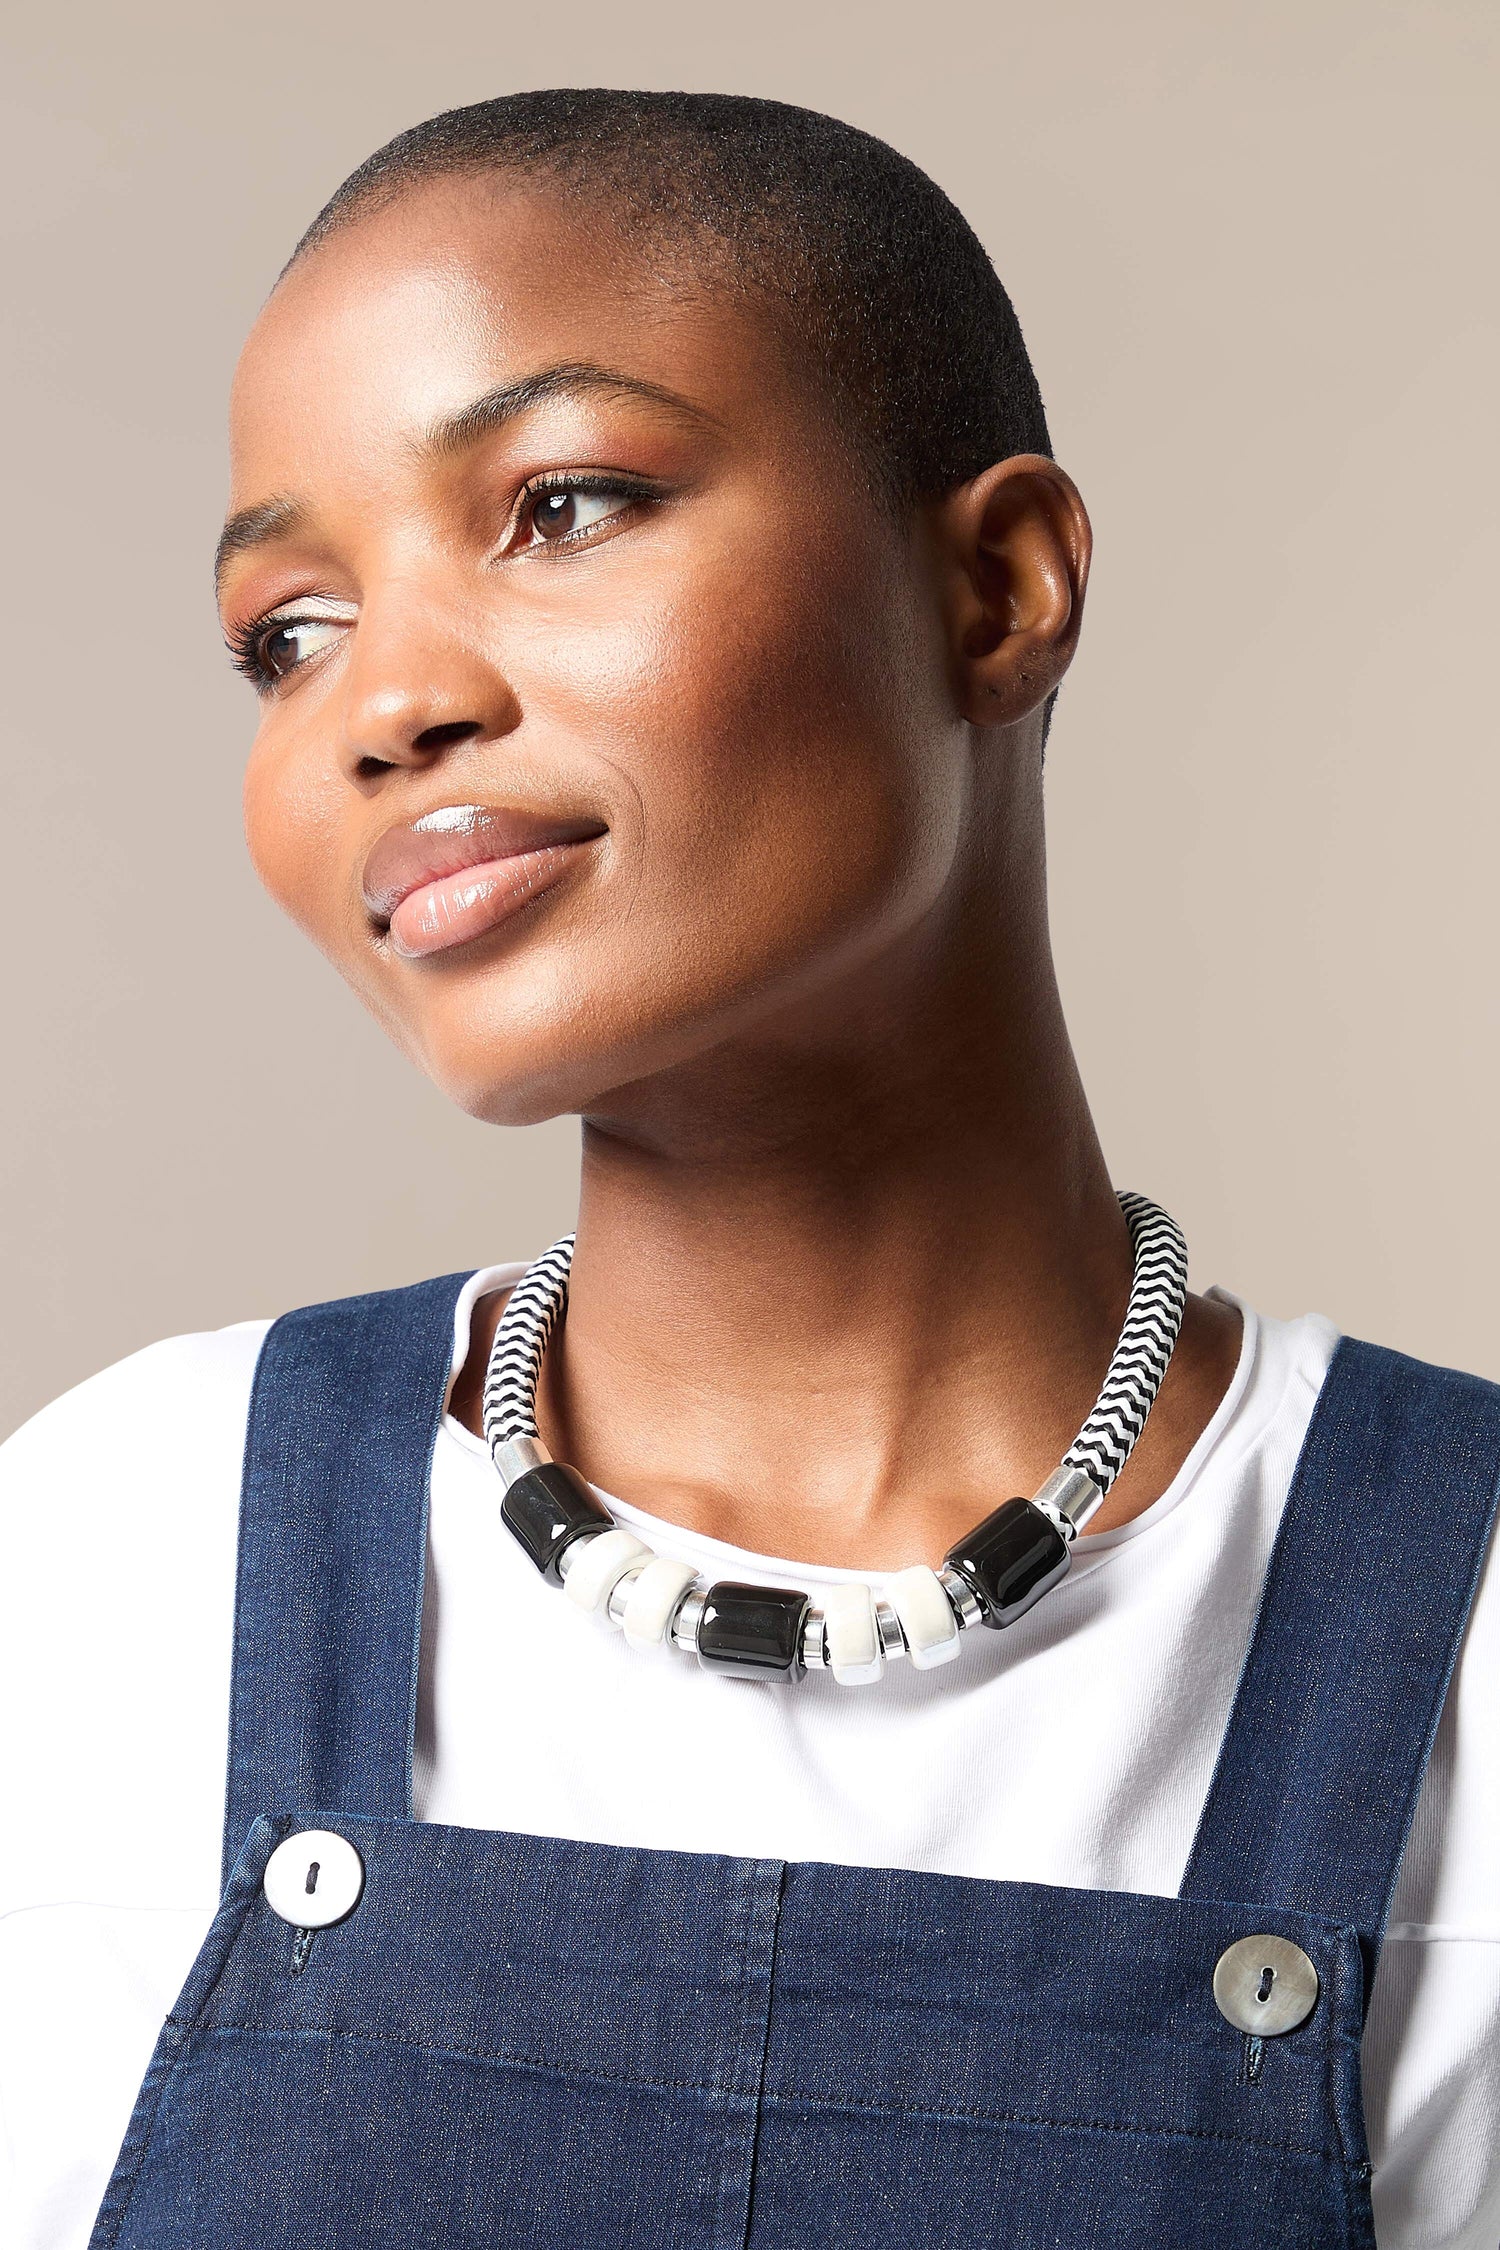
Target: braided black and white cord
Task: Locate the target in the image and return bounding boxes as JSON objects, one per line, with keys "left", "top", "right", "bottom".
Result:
{"left": 483, "top": 1232, "right": 575, "bottom": 1444}
{"left": 1062, "top": 1191, "right": 1189, "bottom": 1495}
{"left": 482, "top": 1190, "right": 1189, "bottom": 1686}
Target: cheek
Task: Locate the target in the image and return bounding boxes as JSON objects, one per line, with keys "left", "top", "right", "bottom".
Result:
{"left": 242, "top": 723, "right": 354, "bottom": 953}
{"left": 550, "top": 525, "right": 952, "bottom": 980}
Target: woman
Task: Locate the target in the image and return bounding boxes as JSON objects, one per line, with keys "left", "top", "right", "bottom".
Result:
{"left": 5, "top": 89, "right": 1498, "bottom": 2250}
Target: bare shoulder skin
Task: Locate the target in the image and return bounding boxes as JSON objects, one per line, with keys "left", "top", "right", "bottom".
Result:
{"left": 219, "top": 177, "right": 1241, "bottom": 1570}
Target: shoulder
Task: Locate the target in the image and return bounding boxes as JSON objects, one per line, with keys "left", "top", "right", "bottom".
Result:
{"left": 0, "top": 1318, "right": 274, "bottom": 1541}
{"left": 1343, "top": 1335, "right": 1500, "bottom": 1944}
{"left": 1332, "top": 1330, "right": 1500, "bottom": 1420}
{"left": 1363, "top": 1341, "right": 1500, "bottom": 2229}
{"left": 0, "top": 1321, "right": 272, "bottom": 1915}
{"left": 0, "top": 1256, "right": 510, "bottom": 1496}
{"left": 1272, "top": 1328, "right": 1500, "bottom": 1525}
{"left": 0, "top": 1260, "right": 518, "bottom": 1572}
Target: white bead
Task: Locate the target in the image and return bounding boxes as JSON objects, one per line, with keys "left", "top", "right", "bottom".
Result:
{"left": 621, "top": 1557, "right": 699, "bottom": 1653}
{"left": 888, "top": 1564, "right": 962, "bottom": 1669}
{"left": 263, "top": 1829, "right": 365, "bottom": 1928}
{"left": 823, "top": 1581, "right": 883, "bottom": 1686}
{"left": 562, "top": 1528, "right": 653, "bottom": 1613}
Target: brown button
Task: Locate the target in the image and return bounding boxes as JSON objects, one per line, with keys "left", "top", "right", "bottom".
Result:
{"left": 1213, "top": 1934, "right": 1319, "bottom": 2035}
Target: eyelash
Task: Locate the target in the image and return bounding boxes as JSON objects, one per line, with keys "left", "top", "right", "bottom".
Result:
{"left": 224, "top": 471, "right": 661, "bottom": 693}
{"left": 514, "top": 468, "right": 659, "bottom": 548}
{"left": 224, "top": 615, "right": 294, "bottom": 690}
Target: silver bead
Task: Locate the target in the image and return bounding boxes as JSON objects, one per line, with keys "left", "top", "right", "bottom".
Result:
{"left": 491, "top": 1433, "right": 553, "bottom": 1489}
{"left": 801, "top": 1609, "right": 828, "bottom": 1671}
{"left": 556, "top": 1533, "right": 590, "bottom": 1583}
{"left": 1032, "top": 1465, "right": 1103, "bottom": 1534}
{"left": 605, "top": 1562, "right": 650, "bottom": 1624}
{"left": 875, "top": 1601, "right": 906, "bottom": 1662}
{"left": 937, "top": 1566, "right": 984, "bottom": 1630}
{"left": 672, "top": 1589, "right": 707, "bottom": 1651}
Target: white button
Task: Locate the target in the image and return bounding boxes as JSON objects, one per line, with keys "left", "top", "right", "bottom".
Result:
{"left": 263, "top": 1829, "right": 365, "bottom": 1928}
{"left": 1212, "top": 1934, "right": 1319, "bottom": 2035}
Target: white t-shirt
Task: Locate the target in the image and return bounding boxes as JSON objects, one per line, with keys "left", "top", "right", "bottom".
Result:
{"left": 2, "top": 1271, "right": 1498, "bottom": 2249}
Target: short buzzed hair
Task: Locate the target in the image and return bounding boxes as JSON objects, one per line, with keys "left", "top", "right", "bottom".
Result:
{"left": 292, "top": 89, "right": 1052, "bottom": 515}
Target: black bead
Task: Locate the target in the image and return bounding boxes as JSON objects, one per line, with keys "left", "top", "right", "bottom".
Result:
{"left": 696, "top": 1581, "right": 811, "bottom": 1681}
{"left": 501, "top": 1462, "right": 613, "bottom": 1580}
{"left": 944, "top": 1497, "right": 1071, "bottom": 1628}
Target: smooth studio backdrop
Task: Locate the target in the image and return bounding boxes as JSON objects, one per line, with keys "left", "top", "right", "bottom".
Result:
{"left": 3, "top": 0, "right": 1496, "bottom": 1436}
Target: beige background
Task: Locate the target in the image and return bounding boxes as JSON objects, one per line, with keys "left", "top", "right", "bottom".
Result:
{"left": 2, "top": 0, "right": 1496, "bottom": 1438}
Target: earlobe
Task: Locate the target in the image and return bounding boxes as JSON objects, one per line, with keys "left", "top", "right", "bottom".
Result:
{"left": 941, "top": 455, "right": 1092, "bottom": 728}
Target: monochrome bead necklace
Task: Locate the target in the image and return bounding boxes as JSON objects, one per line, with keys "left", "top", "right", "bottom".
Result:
{"left": 484, "top": 1190, "right": 1189, "bottom": 1687}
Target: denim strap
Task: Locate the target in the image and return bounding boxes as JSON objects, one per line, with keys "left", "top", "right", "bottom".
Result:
{"left": 1181, "top": 1335, "right": 1500, "bottom": 1957}
{"left": 221, "top": 1272, "right": 474, "bottom": 1885}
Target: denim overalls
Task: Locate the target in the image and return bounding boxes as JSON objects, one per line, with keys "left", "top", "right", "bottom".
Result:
{"left": 88, "top": 1275, "right": 1500, "bottom": 2248}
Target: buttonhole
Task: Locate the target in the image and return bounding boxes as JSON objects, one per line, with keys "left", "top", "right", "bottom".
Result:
{"left": 290, "top": 1928, "right": 315, "bottom": 1978}
{"left": 1256, "top": 1964, "right": 1276, "bottom": 2004}
{"left": 305, "top": 1861, "right": 321, "bottom": 1896}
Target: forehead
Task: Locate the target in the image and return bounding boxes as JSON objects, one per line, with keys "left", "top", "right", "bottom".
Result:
{"left": 230, "top": 181, "right": 816, "bottom": 502}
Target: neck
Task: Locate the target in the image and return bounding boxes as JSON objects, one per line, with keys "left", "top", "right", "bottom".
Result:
{"left": 459, "top": 832, "right": 1241, "bottom": 1569}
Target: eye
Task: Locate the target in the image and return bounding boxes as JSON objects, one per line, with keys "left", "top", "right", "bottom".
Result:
{"left": 226, "top": 605, "right": 352, "bottom": 691}
{"left": 517, "top": 480, "right": 644, "bottom": 551}
{"left": 259, "top": 617, "right": 346, "bottom": 678}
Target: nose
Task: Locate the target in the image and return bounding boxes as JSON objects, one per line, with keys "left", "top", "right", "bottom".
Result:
{"left": 338, "top": 589, "right": 521, "bottom": 779}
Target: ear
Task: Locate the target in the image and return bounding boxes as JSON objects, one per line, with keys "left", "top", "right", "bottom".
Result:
{"left": 933, "top": 455, "right": 1092, "bottom": 727}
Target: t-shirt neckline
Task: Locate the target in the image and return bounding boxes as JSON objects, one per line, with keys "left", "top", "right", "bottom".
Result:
{"left": 438, "top": 1272, "right": 1286, "bottom": 1591}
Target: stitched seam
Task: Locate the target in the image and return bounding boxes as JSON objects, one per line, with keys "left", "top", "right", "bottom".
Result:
{"left": 200, "top": 2018, "right": 751, "bottom": 2100}
{"left": 739, "top": 1864, "right": 787, "bottom": 2249}
{"left": 761, "top": 2085, "right": 1348, "bottom": 2161}
{"left": 1327, "top": 1938, "right": 1358, "bottom": 2172}
{"left": 89, "top": 1864, "right": 270, "bottom": 2247}
{"left": 1370, "top": 1443, "right": 1500, "bottom": 1951}
{"left": 196, "top": 2020, "right": 1342, "bottom": 2159}
{"left": 220, "top": 1322, "right": 283, "bottom": 1889}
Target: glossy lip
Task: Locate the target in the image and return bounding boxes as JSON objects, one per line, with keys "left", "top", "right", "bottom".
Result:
{"left": 362, "top": 802, "right": 606, "bottom": 961}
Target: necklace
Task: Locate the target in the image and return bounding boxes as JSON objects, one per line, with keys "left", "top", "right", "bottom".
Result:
{"left": 483, "top": 1190, "right": 1188, "bottom": 1686}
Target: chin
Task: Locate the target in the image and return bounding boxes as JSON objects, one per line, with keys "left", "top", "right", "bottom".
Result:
{"left": 407, "top": 1009, "right": 656, "bottom": 1130}
{"left": 368, "top": 906, "right": 864, "bottom": 1129}
{"left": 443, "top": 1071, "right": 588, "bottom": 1131}
{"left": 405, "top": 975, "right": 764, "bottom": 1131}
{"left": 408, "top": 1029, "right": 594, "bottom": 1129}
{"left": 344, "top": 944, "right": 623, "bottom": 1127}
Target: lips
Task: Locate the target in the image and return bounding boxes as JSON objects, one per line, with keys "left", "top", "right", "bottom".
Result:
{"left": 362, "top": 803, "right": 605, "bottom": 961}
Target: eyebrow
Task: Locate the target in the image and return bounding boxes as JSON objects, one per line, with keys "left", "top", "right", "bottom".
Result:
{"left": 214, "top": 361, "right": 715, "bottom": 593}
{"left": 214, "top": 495, "right": 304, "bottom": 594}
{"left": 420, "top": 360, "right": 718, "bottom": 458}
